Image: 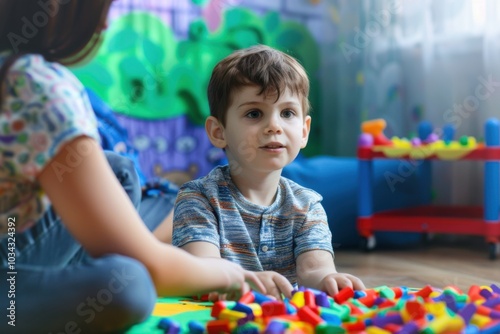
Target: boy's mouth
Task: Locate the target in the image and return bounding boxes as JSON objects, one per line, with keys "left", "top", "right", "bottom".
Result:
{"left": 260, "top": 142, "right": 285, "bottom": 149}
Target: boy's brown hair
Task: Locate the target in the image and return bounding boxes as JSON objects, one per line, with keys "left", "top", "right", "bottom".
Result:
{"left": 207, "top": 44, "right": 311, "bottom": 126}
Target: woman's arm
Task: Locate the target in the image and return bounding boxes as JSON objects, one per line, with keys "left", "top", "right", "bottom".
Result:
{"left": 182, "top": 242, "right": 293, "bottom": 299}
{"left": 181, "top": 241, "right": 221, "bottom": 257}
{"left": 37, "top": 136, "right": 264, "bottom": 297}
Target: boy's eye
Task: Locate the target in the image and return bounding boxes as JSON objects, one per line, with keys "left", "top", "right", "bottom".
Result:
{"left": 246, "top": 110, "right": 261, "bottom": 119}
{"left": 282, "top": 109, "right": 295, "bottom": 118}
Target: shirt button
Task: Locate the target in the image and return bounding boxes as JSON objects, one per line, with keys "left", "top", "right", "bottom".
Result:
{"left": 261, "top": 245, "right": 269, "bottom": 252}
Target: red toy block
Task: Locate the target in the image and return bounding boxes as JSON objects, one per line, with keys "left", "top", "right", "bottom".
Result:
{"left": 357, "top": 294, "right": 376, "bottom": 307}
{"left": 468, "top": 285, "right": 483, "bottom": 302}
{"left": 343, "top": 319, "right": 365, "bottom": 332}
{"left": 211, "top": 301, "right": 228, "bottom": 318}
{"left": 261, "top": 301, "right": 287, "bottom": 317}
{"left": 404, "top": 300, "right": 426, "bottom": 320}
{"left": 333, "top": 287, "right": 354, "bottom": 304}
{"left": 191, "top": 294, "right": 210, "bottom": 301}
{"left": 378, "top": 299, "right": 396, "bottom": 309}
{"left": 297, "top": 306, "right": 324, "bottom": 326}
{"left": 207, "top": 319, "right": 232, "bottom": 334}
{"left": 345, "top": 302, "right": 364, "bottom": 316}
{"left": 391, "top": 286, "right": 403, "bottom": 299}
{"left": 304, "top": 290, "right": 316, "bottom": 307}
{"left": 239, "top": 291, "right": 255, "bottom": 304}
{"left": 414, "top": 285, "right": 433, "bottom": 299}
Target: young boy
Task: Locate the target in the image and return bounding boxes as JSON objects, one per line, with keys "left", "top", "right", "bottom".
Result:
{"left": 172, "top": 45, "right": 365, "bottom": 299}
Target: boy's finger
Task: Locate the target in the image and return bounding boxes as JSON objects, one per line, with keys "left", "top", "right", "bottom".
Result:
{"left": 323, "top": 278, "right": 339, "bottom": 296}
{"left": 348, "top": 275, "right": 366, "bottom": 291}
{"left": 273, "top": 275, "right": 294, "bottom": 299}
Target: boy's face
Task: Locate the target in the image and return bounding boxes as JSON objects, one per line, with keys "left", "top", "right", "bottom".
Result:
{"left": 208, "top": 85, "right": 311, "bottom": 174}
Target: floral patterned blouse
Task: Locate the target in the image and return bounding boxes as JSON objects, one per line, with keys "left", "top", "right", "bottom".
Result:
{"left": 0, "top": 52, "right": 100, "bottom": 240}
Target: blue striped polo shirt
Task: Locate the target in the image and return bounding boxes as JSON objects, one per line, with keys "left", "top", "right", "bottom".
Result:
{"left": 172, "top": 165, "right": 334, "bottom": 285}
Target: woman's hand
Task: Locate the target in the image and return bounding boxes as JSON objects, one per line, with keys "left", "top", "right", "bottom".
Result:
{"left": 203, "top": 270, "right": 293, "bottom": 301}
{"left": 199, "top": 258, "right": 266, "bottom": 300}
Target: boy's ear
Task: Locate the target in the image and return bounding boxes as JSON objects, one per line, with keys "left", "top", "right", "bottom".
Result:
{"left": 301, "top": 115, "right": 311, "bottom": 149}
{"left": 205, "top": 116, "right": 227, "bottom": 149}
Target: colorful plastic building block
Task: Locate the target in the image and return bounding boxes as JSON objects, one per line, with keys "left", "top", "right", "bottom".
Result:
{"left": 159, "top": 284, "right": 500, "bottom": 333}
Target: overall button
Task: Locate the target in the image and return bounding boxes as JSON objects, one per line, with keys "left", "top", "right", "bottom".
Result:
{"left": 261, "top": 245, "right": 269, "bottom": 252}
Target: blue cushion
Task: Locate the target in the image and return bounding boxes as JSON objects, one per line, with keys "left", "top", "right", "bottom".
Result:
{"left": 283, "top": 156, "right": 422, "bottom": 248}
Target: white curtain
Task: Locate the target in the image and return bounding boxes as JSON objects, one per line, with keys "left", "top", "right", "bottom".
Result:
{"left": 326, "top": 0, "right": 500, "bottom": 206}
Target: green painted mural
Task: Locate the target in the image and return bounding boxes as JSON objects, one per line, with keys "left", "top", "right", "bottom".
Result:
{"left": 72, "top": 7, "right": 322, "bottom": 155}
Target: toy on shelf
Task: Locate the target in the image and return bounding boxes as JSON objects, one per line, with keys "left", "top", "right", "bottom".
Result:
{"left": 357, "top": 118, "right": 500, "bottom": 259}
{"left": 361, "top": 119, "right": 393, "bottom": 146}
{"left": 158, "top": 285, "right": 500, "bottom": 333}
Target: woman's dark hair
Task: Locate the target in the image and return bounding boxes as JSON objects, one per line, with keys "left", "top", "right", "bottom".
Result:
{"left": 0, "top": 0, "right": 114, "bottom": 104}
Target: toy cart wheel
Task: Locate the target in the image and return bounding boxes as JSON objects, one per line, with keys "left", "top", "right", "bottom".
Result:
{"left": 420, "top": 232, "right": 434, "bottom": 245}
{"left": 360, "top": 236, "right": 376, "bottom": 253}
{"left": 488, "top": 243, "right": 499, "bottom": 260}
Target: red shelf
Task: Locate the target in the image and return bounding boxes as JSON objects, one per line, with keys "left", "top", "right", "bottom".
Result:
{"left": 357, "top": 145, "right": 500, "bottom": 257}
{"left": 358, "top": 206, "right": 500, "bottom": 242}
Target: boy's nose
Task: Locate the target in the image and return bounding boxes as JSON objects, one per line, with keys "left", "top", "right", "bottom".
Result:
{"left": 265, "top": 116, "right": 283, "bottom": 134}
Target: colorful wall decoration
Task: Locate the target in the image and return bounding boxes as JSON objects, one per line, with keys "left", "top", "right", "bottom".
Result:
{"left": 72, "top": 0, "right": 327, "bottom": 184}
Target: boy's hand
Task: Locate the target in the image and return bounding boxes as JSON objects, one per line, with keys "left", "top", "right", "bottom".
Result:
{"left": 319, "top": 273, "right": 366, "bottom": 296}
{"left": 254, "top": 271, "right": 294, "bottom": 300}
{"left": 296, "top": 250, "right": 366, "bottom": 295}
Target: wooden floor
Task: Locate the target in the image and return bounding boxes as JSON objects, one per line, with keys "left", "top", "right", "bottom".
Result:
{"left": 334, "top": 235, "right": 500, "bottom": 292}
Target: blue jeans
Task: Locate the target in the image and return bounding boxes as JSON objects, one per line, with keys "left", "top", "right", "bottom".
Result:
{"left": 0, "top": 152, "right": 174, "bottom": 333}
